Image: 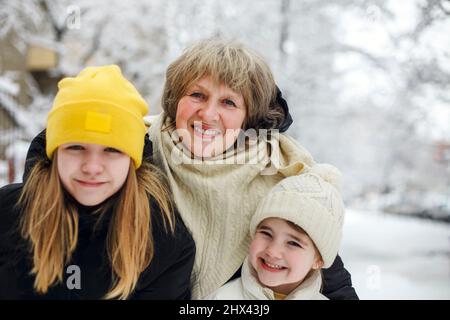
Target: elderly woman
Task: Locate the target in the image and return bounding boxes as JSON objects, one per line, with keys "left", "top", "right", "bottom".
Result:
{"left": 23, "top": 39, "right": 357, "bottom": 300}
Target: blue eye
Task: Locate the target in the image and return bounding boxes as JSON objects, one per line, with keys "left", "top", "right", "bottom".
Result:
{"left": 223, "top": 99, "right": 236, "bottom": 107}
{"left": 190, "top": 92, "right": 205, "bottom": 99}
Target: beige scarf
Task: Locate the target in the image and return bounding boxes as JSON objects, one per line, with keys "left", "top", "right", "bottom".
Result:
{"left": 147, "top": 113, "right": 316, "bottom": 299}
{"left": 240, "top": 257, "right": 326, "bottom": 300}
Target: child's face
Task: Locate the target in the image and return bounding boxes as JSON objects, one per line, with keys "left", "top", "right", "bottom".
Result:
{"left": 175, "top": 75, "right": 246, "bottom": 158}
{"left": 57, "top": 143, "right": 130, "bottom": 206}
{"left": 249, "top": 218, "right": 323, "bottom": 295}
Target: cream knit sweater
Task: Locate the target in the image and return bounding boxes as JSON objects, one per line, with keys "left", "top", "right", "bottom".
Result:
{"left": 147, "top": 114, "right": 316, "bottom": 299}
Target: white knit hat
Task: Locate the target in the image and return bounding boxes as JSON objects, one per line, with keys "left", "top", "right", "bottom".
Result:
{"left": 249, "top": 164, "right": 345, "bottom": 268}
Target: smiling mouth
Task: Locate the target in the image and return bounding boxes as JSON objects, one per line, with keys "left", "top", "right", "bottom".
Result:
{"left": 260, "top": 258, "right": 287, "bottom": 272}
{"left": 191, "top": 124, "right": 222, "bottom": 140}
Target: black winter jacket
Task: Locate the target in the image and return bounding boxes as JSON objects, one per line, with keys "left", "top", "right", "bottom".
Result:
{"left": 20, "top": 130, "right": 358, "bottom": 300}
{"left": 0, "top": 132, "right": 195, "bottom": 300}
{"left": 0, "top": 183, "right": 195, "bottom": 300}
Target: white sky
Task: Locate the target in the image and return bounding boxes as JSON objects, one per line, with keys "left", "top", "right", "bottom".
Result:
{"left": 333, "top": 0, "right": 450, "bottom": 140}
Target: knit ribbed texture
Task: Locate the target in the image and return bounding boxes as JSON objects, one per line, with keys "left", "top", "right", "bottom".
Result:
{"left": 47, "top": 65, "right": 148, "bottom": 168}
{"left": 147, "top": 114, "right": 317, "bottom": 298}
{"left": 250, "top": 173, "right": 345, "bottom": 268}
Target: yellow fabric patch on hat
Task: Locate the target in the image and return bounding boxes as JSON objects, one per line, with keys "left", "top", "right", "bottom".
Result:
{"left": 84, "top": 111, "right": 112, "bottom": 133}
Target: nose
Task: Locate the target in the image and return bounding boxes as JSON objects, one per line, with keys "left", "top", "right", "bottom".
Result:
{"left": 198, "top": 99, "right": 219, "bottom": 122}
{"left": 81, "top": 153, "right": 104, "bottom": 176}
{"left": 265, "top": 241, "right": 283, "bottom": 259}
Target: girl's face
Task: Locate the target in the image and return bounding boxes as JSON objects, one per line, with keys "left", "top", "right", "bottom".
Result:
{"left": 175, "top": 75, "right": 246, "bottom": 158}
{"left": 249, "top": 218, "right": 323, "bottom": 295}
{"left": 57, "top": 143, "right": 131, "bottom": 206}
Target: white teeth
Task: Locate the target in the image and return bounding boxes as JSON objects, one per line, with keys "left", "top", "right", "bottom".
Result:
{"left": 193, "top": 126, "right": 221, "bottom": 136}
{"left": 265, "top": 261, "right": 283, "bottom": 269}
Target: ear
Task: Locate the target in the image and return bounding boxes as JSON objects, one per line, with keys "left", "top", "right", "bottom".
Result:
{"left": 312, "top": 257, "right": 324, "bottom": 270}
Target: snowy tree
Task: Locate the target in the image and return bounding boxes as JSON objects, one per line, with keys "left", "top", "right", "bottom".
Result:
{"left": 1, "top": 0, "right": 449, "bottom": 206}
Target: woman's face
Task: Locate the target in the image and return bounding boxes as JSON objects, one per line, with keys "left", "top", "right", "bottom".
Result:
{"left": 175, "top": 75, "right": 246, "bottom": 158}
{"left": 57, "top": 143, "right": 130, "bottom": 206}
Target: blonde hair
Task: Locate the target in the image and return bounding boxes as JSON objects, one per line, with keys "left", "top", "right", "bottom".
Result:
{"left": 18, "top": 153, "right": 174, "bottom": 300}
{"left": 162, "top": 39, "right": 285, "bottom": 130}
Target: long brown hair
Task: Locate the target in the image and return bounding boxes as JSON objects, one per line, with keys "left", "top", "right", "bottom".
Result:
{"left": 18, "top": 152, "right": 174, "bottom": 299}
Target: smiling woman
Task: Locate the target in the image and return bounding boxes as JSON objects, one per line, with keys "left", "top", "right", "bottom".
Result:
{"left": 147, "top": 39, "right": 357, "bottom": 299}
{"left": 175, "top": 75, "right": 247, "bottom": 158}
{"left": 0, "top": 65, "right": 195, "bottom": 300}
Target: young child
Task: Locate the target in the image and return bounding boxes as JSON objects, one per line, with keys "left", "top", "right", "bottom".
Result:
{"left": 208, "top": 168, "right": 345, "bottom": 300}
{"left": 0, "top": 65, "right": 195, "bottom": 300}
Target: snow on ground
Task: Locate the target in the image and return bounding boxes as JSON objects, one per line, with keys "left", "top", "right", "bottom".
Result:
{"left": 340, "top": 209, "right": 450, "bottom": 299}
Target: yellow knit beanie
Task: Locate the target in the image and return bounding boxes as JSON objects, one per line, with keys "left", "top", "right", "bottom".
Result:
{"left": 46, "top": 65, "right": 148, "bottom": 168}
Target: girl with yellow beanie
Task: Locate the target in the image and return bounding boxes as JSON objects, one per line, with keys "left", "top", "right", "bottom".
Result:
{"left": 0, "top": 65, "right": 195, "bottom": 299}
